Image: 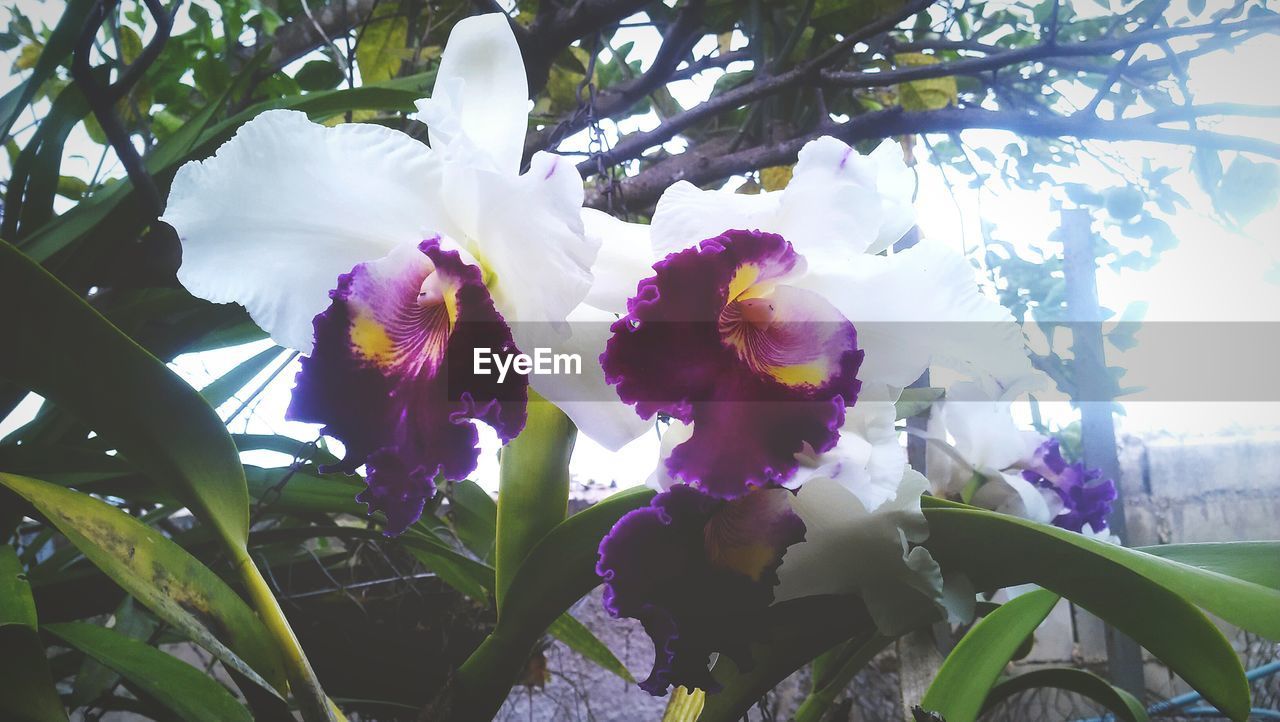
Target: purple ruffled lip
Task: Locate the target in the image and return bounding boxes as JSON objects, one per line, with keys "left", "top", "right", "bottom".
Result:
{"left": 287, "top": 238, "right": 527, "bottom": 535}
{"left": 1022, "top": 438, "right": 1118, "bottom": 534}
{"left": 596, "top": 484, "right": 806, "bottom": 695}
{"left": 601, "top": 229, "right": 863, "bottom": 499}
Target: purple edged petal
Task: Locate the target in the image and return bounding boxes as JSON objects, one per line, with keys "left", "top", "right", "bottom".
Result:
{"left": 288, "top": 238, "right": 527, "bottom": 535}
{"left": 1021, "top": 439, "right": 1117, "bottom": 534}
{"left": 601, "top": 229, "right": 862, "bottom": 498}
{"left": 596, "top": 485, "right": 805, "bottom": 695}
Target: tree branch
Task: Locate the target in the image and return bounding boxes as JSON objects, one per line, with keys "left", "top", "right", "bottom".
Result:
{"left": 587, "top": 105, "right": 1280, "bottom": 209}
{"left": 578, "top": 0, "right": 937, "bottom": 174}
{"left": 524, "top": 0, "right": 709, "bottom": 159}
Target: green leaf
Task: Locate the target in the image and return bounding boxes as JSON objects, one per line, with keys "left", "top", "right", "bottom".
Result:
{"left": 0, "top": 240, "right": 250, "bottom": 552}
{"left": 921, "top": 503, "right": 1254, "bottom": 720}
{"left": 0, "top": 545, "right": 69, "bottom": 722}
{"left": 895, "top": 387, "right": 944, "bottom": 420}
{"left": 697, "top": 596, "right": 881, "bottom": 722}
{"left": 0, "top": 0, "right": 92, "bottom": 141}
{"left": 45, "top": 622, "right": 253, "bottom": 722}
{"left": 69, "top": 597, "right": 160, "bottom": 709}
{"left": 199, "top": 346, "right": 285, "bottom": 409}
{"left": 0, "top": 472, "right": 287, "bottom": 695}
{"left": 793, "top": 633, "right": 893, "bottom": 722}
{"left": 400, "top": 529, "right": 495, "bottom": 602}
{"left": 355, "top": 2, "right": 408, "bottom": 84}
{"left": 548, "top": 612, "right": 635, "bottom": 683}
{"left": 446, "top": 479, "right": 497, "bottom": 561}
{"left": 981, "top": 667, "right": 1148, "bottom": 721}
{"left": 449, "top": 486, "right": 655, "bottom": 719}
{"left": 296, "top": 59, "right": 346, "bottom": 91}
{"left": 920, "top": 589, "right": 1060, "bottom": 722}
{"left": 1139, "top": 541, "right": 1280, "bottom": 591}
{"left": 894, "top": 53, "right": 958, "bottom": 111}
{"left": 495, "top": 395, "right": 576, "bottom": 607}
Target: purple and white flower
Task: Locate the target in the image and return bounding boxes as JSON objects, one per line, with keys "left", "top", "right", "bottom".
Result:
{"left": 163, "top": 14, "right": 632, "bottom": 533}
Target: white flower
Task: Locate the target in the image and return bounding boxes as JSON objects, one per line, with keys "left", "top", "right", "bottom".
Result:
{"left": 925, "top": 381, "right": 1055, "bottom": 523}
{"left": 162, "top": 14, "right": 637, "bottom": 448}
{"left": 649, "top": 135, "right": 1037, "bottom": 392}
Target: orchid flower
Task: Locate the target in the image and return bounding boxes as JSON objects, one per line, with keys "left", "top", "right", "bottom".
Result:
{"left": 596, "top": 482, "right": 805, "bottom": 694}
{"left": 163, "top": 14, "right": 625, "bottom": 534}
{"left": 594, "top": 136, "right": 1034, "bottom": 499}
{"left": 926, "top": 382, "right": 1118, "bottom": 535}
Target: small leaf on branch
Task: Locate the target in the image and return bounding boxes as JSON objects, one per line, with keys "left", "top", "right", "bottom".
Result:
{"left": 357, "top": 2, "right": 409, "bottom": 84}
{"left": 894, "top": 53, "right": 958, "bottom": 111}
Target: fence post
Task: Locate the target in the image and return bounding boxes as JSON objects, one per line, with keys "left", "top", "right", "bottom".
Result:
{"left": 1060, "top": 208, "right": 1146, "bottom": 697}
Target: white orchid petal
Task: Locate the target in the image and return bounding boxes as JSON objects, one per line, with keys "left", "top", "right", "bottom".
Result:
{"left": 787, "top": 395, "right": 906, "bottom": 513}
{"left": 524, "top": 304, "right": 651, "bottom": 450}
{"left": 650, "top": 180, "right": 782, "bottom": 256}
{"left": 799, "top": 240, "right": 1034, "bottom": 389}
{"left": 775, "top": 136, "right": 883, "bottom": 263}
{"left": 866, "top": 140, "right": 917, "bottom": 253}
{"left": 972, "top": 472, "right": 1054, "bottom": 524}
{"left": 581, "top": 208, "right": 655, "bottom": 315}
{"left": 776, "top": 471, "right": 944, "bottom": 634}
{"left": 477, "top": 152, "right": 596, "bottom": 330}
{"left": 936, "top": 382, "right": 1044, "bottom": 471}
{"left": 163, "top": 110, "right": 439, "bottom": 353}
{"left": 646, "top": 419, "right": 694, "bottom": 491}
{"left": 413, "top": 13, "right": 527, "bottom": 174}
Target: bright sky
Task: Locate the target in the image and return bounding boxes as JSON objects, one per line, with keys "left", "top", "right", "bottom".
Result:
{"left": 2, "top": 2, "right": 1278, "bottom": 492}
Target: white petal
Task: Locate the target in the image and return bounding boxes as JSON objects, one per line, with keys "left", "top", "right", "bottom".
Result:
{"left": 787, "top": 393, "right": 906, "bottom": 512}
{"left": 972, "top": 472, "right": 1054, "bottom": 524}
{"left": 474, "top": 152, "right": 596, "bottom": 330}
{"left": 775, "top": 471, "right": 944, "bottom": 634}
{"left": 646, "top": 419, "right": 695, "bottom": 491}
{"left": 650, "top": 180, "right": 782, "bottom": 256}
{"left": 581, "top": 208, "right": 655, "bottom": 315}
{"left": 774, "top": 136, "right": 883, "bottom": 264}
{"left": 935, "top": 381, "right": 1043, "bottom": 472}
{"left": 797, "top": 240, "right": 1035, "bottom": 389}
{"left": 413, "top": 13, "right": 528, "bottom": 174}
{"left": 866, "top": 140, "right": 917, "bottom": 254}
{"left": 163, "top": 110, "right": 439, "bottom": 353}
{"left": 524, "top": 304, "right": 651, "bottom": 450}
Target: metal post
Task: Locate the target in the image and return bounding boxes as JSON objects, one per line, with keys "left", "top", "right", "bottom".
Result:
{"left": 893, "top": 228, "right": 948, "bottom": 719}
{"left": 1060, "top": 208, "right": 1145, "bottom": 696}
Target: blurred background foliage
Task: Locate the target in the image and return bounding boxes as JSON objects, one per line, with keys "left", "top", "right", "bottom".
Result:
{"left": 1, "top": 0, "right": 1278, "bottom": 719}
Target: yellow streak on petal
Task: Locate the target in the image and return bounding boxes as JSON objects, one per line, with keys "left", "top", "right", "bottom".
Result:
{"left": 350, "top": 313, "right": 396, "bottom": 364}
{"left": 727, "top": 264, "right": 760, "bottom": 302}
{"left": 706, "top": 540, "right": 776, "bottom": 583}
{"left": 765, "top": 361, "right": 830, "bottom": 388}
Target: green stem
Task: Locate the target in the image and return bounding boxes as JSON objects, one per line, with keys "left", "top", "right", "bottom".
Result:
{"left": 793, "top": 634, "right": 892, "bottom": 722}
{"left": 494, "top": 391, "right": 576, "bottom": 610}
{"left": 235, "top": 551, "right": 335, "bottom": 722}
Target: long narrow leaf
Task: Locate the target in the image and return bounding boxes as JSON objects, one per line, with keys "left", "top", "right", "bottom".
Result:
{"left": 0, "top": 240, "right": 250, "bottom": 552}
{"left": 46, "top": 621, "right": 253, "bottom": 722}
{"left": 0, "top": 545, "right": 68, "bottom": 722}
{"left": 0, "top": 473, "right": 286, "bottom": 694}
{"left": 919, "top": 589, "right": 1061, "bottom": 722}
{"left": 548, "top": 612, "right": 635, "bottom": 683}
{"left": 921, "top": 504, "right": 1253, "bottom": 720}
{"left": 980, "top": 667, "right": 1148, "bottom": 721}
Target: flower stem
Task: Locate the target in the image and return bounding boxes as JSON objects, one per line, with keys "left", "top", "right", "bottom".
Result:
{"left": 235, "top": 550, "right": 336, "bottom": 722}
{"left": 494, "top": 391, "right": 576, "bottom": 611}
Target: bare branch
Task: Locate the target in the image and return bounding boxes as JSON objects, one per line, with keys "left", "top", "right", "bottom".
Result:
{"left": 578, "top": 0, "right": 938, "bottom": 174}
{"left": 525, "top": 0, "right": 709, "bottom": 159}
{"left": 588, "top": 106, "right": 1280, "bottom": 209}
